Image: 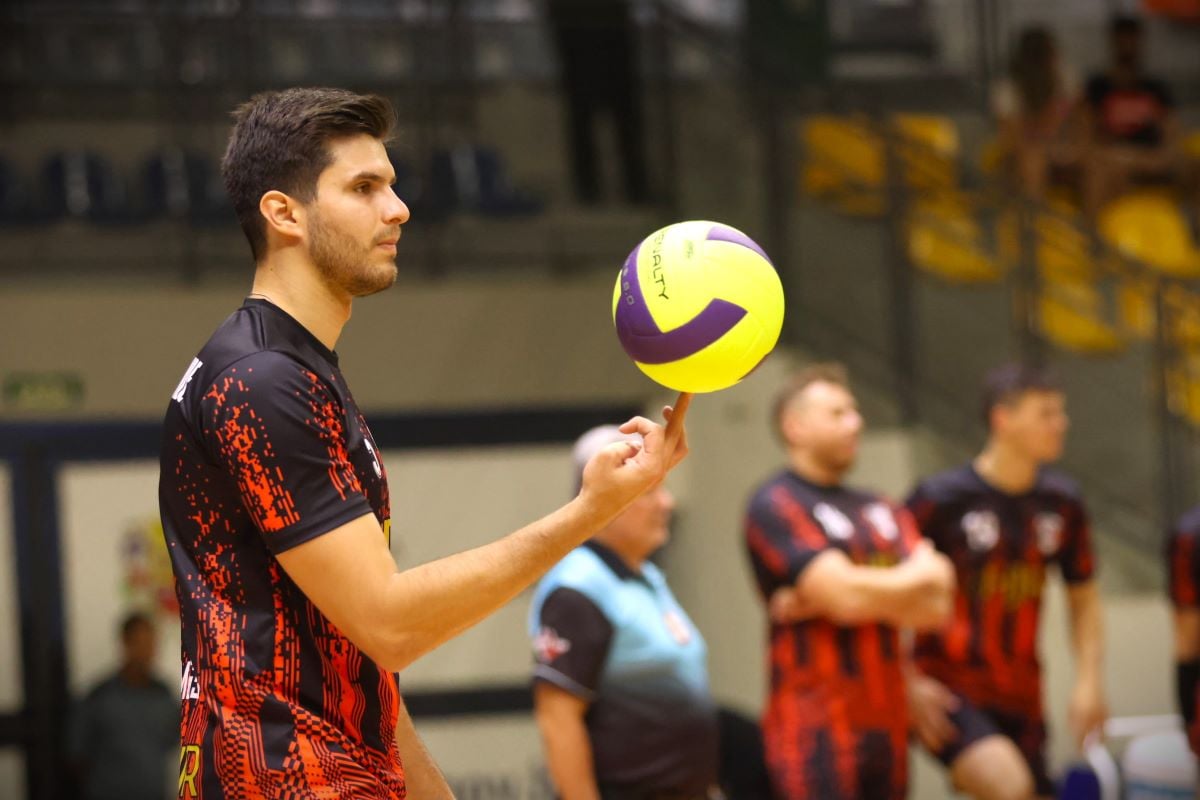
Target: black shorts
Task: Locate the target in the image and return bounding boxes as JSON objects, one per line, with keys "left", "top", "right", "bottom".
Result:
{"left": 934, "top": 692, "right": 1053, "bottom": 797}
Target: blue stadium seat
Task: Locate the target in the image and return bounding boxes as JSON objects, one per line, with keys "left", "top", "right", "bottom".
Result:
{"left": 0, "top": 156, "right": 43, "bottom": 226}
{"left": 426, "top": 145, "right": 544, "bottom": 220}
{"left": 41, "top": 150, "right": 134, "bottom": 224}
{"left": 141, "top": 149, "right": 232, "bottom": 225}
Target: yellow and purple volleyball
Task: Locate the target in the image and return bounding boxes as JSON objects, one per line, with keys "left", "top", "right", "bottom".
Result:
{"left": 612, "top": 221, "right": 785, "bottom": 393}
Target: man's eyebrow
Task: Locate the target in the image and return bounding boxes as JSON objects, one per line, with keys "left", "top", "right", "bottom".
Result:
{"left": 348, "top": 170, "right": 395, "bottom": 184}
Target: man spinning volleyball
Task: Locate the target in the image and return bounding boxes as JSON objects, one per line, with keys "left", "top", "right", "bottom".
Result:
{"left": 158, "top": 87, "right": 690, "bottom": 799}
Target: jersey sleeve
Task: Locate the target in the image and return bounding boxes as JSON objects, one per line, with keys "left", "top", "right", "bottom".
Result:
{"left": 1059, "top": 497, "right": 1096, "bottom": 584}
{"left": 199, "top": 350, "right": 374, "bottom": 554}
{"left": 531, "top": 587, "right": 614, "bottom": 700}
{"left": 744, "top": 489, "right": 826, "bottom": 597}
{"left": 1169, "top": 527, "right": 1200, "bottom": 608}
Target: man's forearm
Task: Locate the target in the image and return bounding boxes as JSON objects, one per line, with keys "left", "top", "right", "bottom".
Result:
{"left": 380, "top": 496, "right": 614, "bottom": 671}
{"left": 1068, "top": 584, "right": 1104, "bottom": 686}
{"left": 539, "top": 713, "right": 601, "bottom": 800}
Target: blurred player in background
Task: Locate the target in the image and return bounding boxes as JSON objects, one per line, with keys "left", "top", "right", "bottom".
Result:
{"left": 905, "top": 363, "right": 1105, "bottom": 800}
{"left": 68, "top": 612, "right": 178, "bottom": 800}
{"left": 159, "top": 87, "right": 690, "bottom": 799}
{"left": 744, "top": 363, "right": 955, "bottom": 800}
{"left": 1167, "top": 506, "right": 1200, "bottom": 758}
{"left": 529, "top": 425, "right": 719, "bottom": 800}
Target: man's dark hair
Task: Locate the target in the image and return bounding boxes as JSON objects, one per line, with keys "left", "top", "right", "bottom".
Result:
{"left": 1110, "top": 14, "right": 1143, "bottom": 37}
{"left": 980, "top": 363, "right": 1062, "bottom": 428}
{"left": 773, "top": 362, "right": 850, "bottom": 440}
{"left": 120, "top": 610, "right": 154, "bottom": 641}
{"left": 221, "top": 87, "right": 395, "bottom": 261}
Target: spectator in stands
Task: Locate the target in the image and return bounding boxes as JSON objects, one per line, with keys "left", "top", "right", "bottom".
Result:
{"left": 991, "top": 27, "right": 1083, "bottom": 202}
{"left": 529, "top": 425, "right": 720, "bottom": 799}
{"left": 1082, "top": 14, "right": 1182, "bottom": 216}
{"left": 68, "top": 611, "right": 178, "bottom": 800}
{"left": 545, "top": 0, "right": 650, "bottom": 206}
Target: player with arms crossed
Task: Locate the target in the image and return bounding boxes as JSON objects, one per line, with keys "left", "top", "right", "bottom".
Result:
{"left": 744, "top": 364, "right": 955, "bottom": 800}
{"left": 905, "top": 364, "right": 1105, "bottom": 800}
{"left": 159, "top": 87, "right": 690, "bottom": 800}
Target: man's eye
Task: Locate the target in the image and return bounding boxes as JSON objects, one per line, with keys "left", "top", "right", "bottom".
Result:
{"left": 356, "top": 184, "right": 371, "bottom": 194}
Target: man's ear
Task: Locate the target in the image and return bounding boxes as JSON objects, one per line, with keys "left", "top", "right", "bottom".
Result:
{"left": 259, "top": 190, "right": 305, "bottom": 246}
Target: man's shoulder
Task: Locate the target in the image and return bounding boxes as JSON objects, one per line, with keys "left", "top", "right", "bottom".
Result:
{"left": 747, "top": 470, "right": 801, "bottom": 512}
{"left": 1174, "top": 505, "right": 1200, "bottom": 541}
{"left": 1036, "top": 468, "right": 1084, "bottom": 504}
{"left": 910, "top": 464, "right": 976, "bottom": 505}
{"left": 539, "top": 547, "right": 621, "bottom": 600}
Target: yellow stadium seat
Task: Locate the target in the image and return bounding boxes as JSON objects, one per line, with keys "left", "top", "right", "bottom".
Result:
{"left": 1168, "top": 354, "right": 1200, "bottom": 428}
{"left": 893, "top": 114, "right": 959, "bottom": 192}
{"left": 799, "top": 114, "right": 961, "bottom": 215}
{"left": 1038, "top": 278, "right": 1124, "bottom": 355}
{"left": 1098, "top": 190, "right": 1200, "bottom": 279}
{"left": 905, "top": 195, "right": 1003, "bottom": 283}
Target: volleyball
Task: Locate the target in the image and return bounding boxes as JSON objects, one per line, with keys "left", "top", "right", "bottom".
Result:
{"left": 612, "top": 221, "right": 785, "bottom": 393}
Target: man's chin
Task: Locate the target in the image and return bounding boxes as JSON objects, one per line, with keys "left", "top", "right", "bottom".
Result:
{"left": 351, "top": 264, "right": 398, "bottom": 298}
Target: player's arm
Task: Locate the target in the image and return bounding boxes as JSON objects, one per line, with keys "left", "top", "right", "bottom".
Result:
{"left": 393, "top": 697, "right": 452, "bottom": 799}
{"left": 1060, "top": 499, "right": 1106, "bottom": 746}
{"left": 798, "top": 541, "right": 953, "bottom": 629}
{"left": 533, "top": 684, "right": 601, "bottom": 800}
{"left": 276, "top": 409, "right": 687, "bottom": 673}
{"left": 529, "top": 585, "right": 610, "bottom": 800}
{"left": 1065, "top": 580, "right": 1106, "bottom": 745}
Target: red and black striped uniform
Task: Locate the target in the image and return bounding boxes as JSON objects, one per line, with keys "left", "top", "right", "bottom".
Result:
{"left": 744, "top": 470, "right": 923, "bottom": 800}
{"left": 1167, "top": 505, "right": 1200, "bottom": 756}
{"left": 906, "top": 464, "right": 1094, "bottom": 793}
{"left": 159, "top": 298, "right": 403, "bottom": 799}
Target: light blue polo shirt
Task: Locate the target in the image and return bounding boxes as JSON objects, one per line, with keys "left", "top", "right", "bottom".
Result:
{"left": 529, "top": 541, "right": 718, "bottom": 794}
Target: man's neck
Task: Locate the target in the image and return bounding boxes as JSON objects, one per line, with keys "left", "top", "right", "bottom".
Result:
{"left": 251, "top": 255, "right": 351, "bottom": 352}
{"left": 119, "top": 664, "right": 152, "bottom": 687}
{"left": 788, "top": 450, "right": 844, "bottom": 488}
{"left": 974, "top": 442, "right": 1040, "bottom": 495}
{"left": 591, "top": 536, "right": 646, "bottom": 574}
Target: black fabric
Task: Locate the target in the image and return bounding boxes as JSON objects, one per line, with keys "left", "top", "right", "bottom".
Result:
{"left": 1178, "top": 660, "right": 1200, "bottom": 726}
{"left": 159, "top": 297, "right": 403, "bottom": 798}
{"left": 935, "top": 691, "right": 1054, "bottom": 797}
{"left": 533, "top": 587, "right": 615, "bottom": 698}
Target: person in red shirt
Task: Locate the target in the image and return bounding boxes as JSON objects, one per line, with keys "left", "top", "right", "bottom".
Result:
{"left": 1082, "top": 14, "right": 1182, "bottom": 214}
{"left": 905, "top": 364, "right": 1106, "bottom": 799}
{"left": 744, "top": 363, "right": 955, "bottom": 799}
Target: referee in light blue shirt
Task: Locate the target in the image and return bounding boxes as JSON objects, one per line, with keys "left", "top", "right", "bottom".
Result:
{"left": 529, "top": 425, "right": 720, "bottom": 800}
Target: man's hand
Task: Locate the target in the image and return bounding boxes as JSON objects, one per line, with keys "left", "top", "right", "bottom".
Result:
{"left": 901, "top": 542, "right": 956, "bottom": 630}
{"left": 768, "top": 587, "right": 818, "bottom": 625}
{"left": 906, "top": 670, "right": 960, "bottom": 752}
{"left": 1068, "top": 678, "right": 1107, "bottom": 748}
{"left": 578, "top": 396, "right": 690, "bottom": 517}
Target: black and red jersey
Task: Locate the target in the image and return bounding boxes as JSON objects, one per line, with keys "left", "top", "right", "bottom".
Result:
{"left": 159, "top": 298, "right": 403, "bottom": 799}
{"left": 1167, "top": 505, "right": 1200, "bottom": 755}
{"left": 906, "top": 464, "right": 1094, "bottom": 718}
{"left": 744, "top": 470, "right": 922, "bottom": 800}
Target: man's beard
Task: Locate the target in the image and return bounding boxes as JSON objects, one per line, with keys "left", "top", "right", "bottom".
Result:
{"left": 309, "top": 212, "right": 397, "bottom": 298}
